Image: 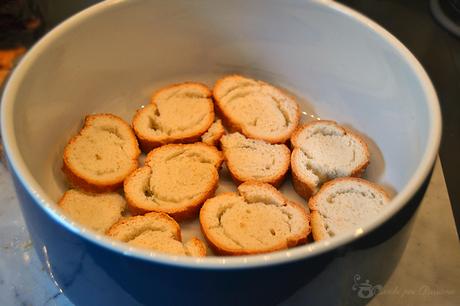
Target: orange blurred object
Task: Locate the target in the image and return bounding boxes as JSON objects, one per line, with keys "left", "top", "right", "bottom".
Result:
{"left": 0, "top": 47, "right": 26, "bottom": 85}
{"left": 0, "top": 47, "right": 25, "bottom": 69}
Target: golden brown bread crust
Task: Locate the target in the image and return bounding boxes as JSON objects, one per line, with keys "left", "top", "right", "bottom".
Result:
{"left": 307, "top": 177, "right": 390, "bottom": 211}
{"left": 213, "top": 75, "right": 301, "bottom": 144}
{"left": 185, "top": 237, "right": 207, "bottom": 257}
{"left": 213, "top": 98, "right": 242, "bottom": 135}
{"left": 291, "top": 157, "right": 369, "bottom": 199}
{"left": 134, "top": 127, "right": 203, "bottom": 153}
{"left": 285, "top": 200, "right": 310, "bottom": 247}
{"left": 199, "top": 226, "right": 285, "bottom": 256}
{"left": 289, "top": 120, "right": 336, "bottom": 147}
{"left": 290, "top": 149, "right": 317, "bottom": 199}
{"left": 106, "top": 212, "right": 182, "bottom": 240}
{"left": 309, "top": 211, "right": 328, "bottom": 241}
{"left": 199, "top": 182, "right": 310, "bottom": 256}
{"left": 143, "top": 142, "right": 224, "bottom": 169}
{"left": 290, "top": 120, "right": 370, "bottom": 199}
{"left": 62, "top": 162, "right": 122, "bottom": 193}
{"left": 62, "top": 114, "right": 140, "bottom": 193}
{"left": 201, "top": 120, "right": 226, "bottom": 147}
{"left": 132, "top": 82, "right": 214, "bottom": 152}
{"left": 150, "top": 82, "right": 210, "bottom": 102}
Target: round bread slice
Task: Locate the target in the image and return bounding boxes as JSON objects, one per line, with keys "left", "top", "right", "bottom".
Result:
{"left": 124, "top": 143, "right": 223, "bottom": 220}
{"left": 63, "top": 114, "right": 141, "bottom": 193}
{"left": 132, "top": 82, "right": 214, "bottom": 152}
{"left": 58, "top": 189, "right": 126, "bottom": 233}
{"left": 200, "top": 182, "right": 310, "bottom": 256}
{"left": 201, "top": 119, "right": 225, "bottom": 146}
{"left": 291, "top": 120, "right": 370, "bottom": 199}
{"left": 220, "top": 132, "right": 290, "bottom": 187}
{"left": 308, "top": 177, "right": 390, "bottom": 241}
{"left": 213, "top": 75, "right": 300, "bottom": 144}
{"left": 107, "top": 212, "right": 206, "bottom": 257}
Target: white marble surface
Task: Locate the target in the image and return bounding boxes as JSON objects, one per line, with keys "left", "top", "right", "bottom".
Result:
{"left": 0, "top": 158, "right": 458, "bottom": 306}
{"left": 0, "top": 162, "right": 69, "bottom": 306}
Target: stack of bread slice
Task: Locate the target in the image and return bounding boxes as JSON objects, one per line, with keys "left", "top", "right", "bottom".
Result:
{"left": 58, "top": 75, "right": 390, "bottom": 257}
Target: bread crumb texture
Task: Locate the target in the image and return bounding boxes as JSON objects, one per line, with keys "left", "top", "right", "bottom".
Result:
{"left": 202, "top": 119, "right": 225, "bottom": 146}
{"left": 308, "top": 177, "right": 389, "bottom": 241}
{"left": 221, "top": 132, "right": 290, "bottom": 186}
{"left": 200, "top": 182, "right": 310, "bottom": 255}
{"left": 107, "top": 212, "right": 206, "bottom": 256}
{"left": 291, "top": 120, "right": 369, "bottom": 198}
{"left": 63, "top": 114, "right": 140, "bottom": 192}
{"left": 124, "top": 143, "right": 223, "bottom": 219}
{"left": 133, "top": 83, "right": 214, "bottom": 150}
{"left": 59, "top": 189, "right": 126, "bottom": 233}
{"left": 213, "top": 75, "right": 299, "bottom": 143}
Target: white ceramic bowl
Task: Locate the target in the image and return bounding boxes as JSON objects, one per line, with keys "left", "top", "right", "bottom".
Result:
{"left": 1, "top": 0, "right": 441, "bottom": 305}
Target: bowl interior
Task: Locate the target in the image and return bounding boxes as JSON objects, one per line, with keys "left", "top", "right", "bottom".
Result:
{"left": 2, "top": 0, "right": 438, "bottom": 262}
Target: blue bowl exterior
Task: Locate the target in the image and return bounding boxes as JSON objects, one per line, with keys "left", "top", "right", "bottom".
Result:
{"left": 9, "top": 152, "right": 433, "bottom": 306}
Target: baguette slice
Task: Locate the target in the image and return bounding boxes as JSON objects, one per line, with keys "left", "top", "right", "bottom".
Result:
{"left": 213, "top": 75, "right": 300, "bottom": 144}
{"left": 200, "top": 182, "right": 310, "bottom": 256}
{"left": 220, "top": 132, "right": 290, "bottom": 187}
{"left": 201, "top": 119, "right": 225, "bottom": 146}
{"left": 291, "top": 120, "right": 369, "bottom": 199}
{"left": 58, "top": 189, "right": 126, "bottom": 233}
{"left": 107, "top": 212, "right": 206, "bottom": 256}
{"left": 124, "top": 143, "right": 223, "bottom": 220}
{"left": 133, "top": 82, "right": 214, "bottom": 152}
{"left": 63, "top": 114, "right": 141, "bottom": 193}
{"left": 308, "top": 177, "right": 390, "bottom": 241}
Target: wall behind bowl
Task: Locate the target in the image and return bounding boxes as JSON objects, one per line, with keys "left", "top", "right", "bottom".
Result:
{"left": 36, "top": 0, "right": 100, "bottom": 29}
{"left": 11, "top": 0, "right": 431, "bottom": 202}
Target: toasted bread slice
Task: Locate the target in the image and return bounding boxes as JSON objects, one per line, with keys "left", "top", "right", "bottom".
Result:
{"left": 213, "top": 75, "right": 300, "bottom": 144}
{"left": 200, "top": 182, "right": 310, "bottom": 256}
{"left": 201, "top": 119, "right": 225, "bottom": 146}
{"left": 107, "top": 212, "right": 206, "bottom": 256}
{"left": 63, "top": 114, "right": 140, "bottom": 193}
{"left": 291, "top": 120, "right": 370, "bottom": 199}
{"left": 308, "top": 177, "right": 389, "bottom": 241}
{"left": 124, "top": 143, "right": 223, "bottom": 220}
{"left": 132, "top": 82, "right": 214, "bottom": 152}
{"left": 58, "top": 189, "right": 126, "bottom": 233}
{"left": 220, "top": 132, "right": 290, "bottom": 187}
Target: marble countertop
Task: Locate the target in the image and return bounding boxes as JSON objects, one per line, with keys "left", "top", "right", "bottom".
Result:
{"left": 0, "top": 158, "right": 458, "bottom": 306}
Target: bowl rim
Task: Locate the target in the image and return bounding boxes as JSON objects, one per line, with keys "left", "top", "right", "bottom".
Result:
{"left": 0, "top": 0, "right": 442, "bottom": 269}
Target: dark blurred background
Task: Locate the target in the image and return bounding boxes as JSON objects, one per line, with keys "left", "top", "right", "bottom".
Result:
{"left": 0, "top": 0, "right": 43, "bottom": 48}
{"left": 1, "top": 0, "right": 459, "bottom": 236}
